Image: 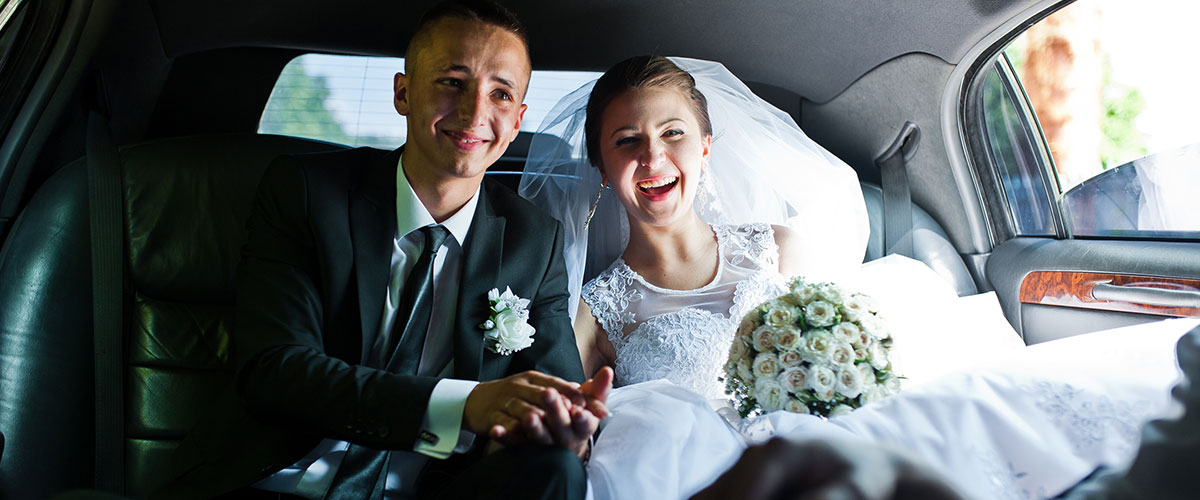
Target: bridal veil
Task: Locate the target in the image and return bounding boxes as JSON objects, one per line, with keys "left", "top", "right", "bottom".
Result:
{"left": 519, "top": 57, "right": 869, "bottom": 320}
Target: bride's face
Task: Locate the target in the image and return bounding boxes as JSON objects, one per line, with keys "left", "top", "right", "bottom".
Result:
{"left": 598, "top": 88, "right": 712, "bottom": 227}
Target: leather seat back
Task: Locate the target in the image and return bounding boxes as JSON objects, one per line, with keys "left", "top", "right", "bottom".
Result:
{"left": 859, "top": 182, "right": 978, "bottom": 295}
{"left": 0, "top": 134, "right": 345, "bottom": 498}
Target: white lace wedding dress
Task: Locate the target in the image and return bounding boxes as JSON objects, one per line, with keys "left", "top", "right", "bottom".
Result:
{"left": 581, "top": 223, "right": 1195, "bottom": 500}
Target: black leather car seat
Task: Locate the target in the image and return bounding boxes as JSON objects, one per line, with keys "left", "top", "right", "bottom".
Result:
{"left": 0, "top": 133, "right": 346, "bottom": 498}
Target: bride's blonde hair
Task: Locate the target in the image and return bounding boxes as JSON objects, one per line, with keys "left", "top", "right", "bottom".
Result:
{"left": 584, "top": 55, "right": 712, "bottom": 169}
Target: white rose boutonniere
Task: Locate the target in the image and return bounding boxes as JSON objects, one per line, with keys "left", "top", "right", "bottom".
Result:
{"left": 481, "top": 287, "right": 535, "bottom": 355}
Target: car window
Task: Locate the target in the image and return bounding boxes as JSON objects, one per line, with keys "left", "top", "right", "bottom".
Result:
{"left": 977, "top": 0, "right": 1200, "bottom": 240}
{"left": 978, "top": 60, "right": 1057, "bottom": 237}
{"left": 258, "top": 53, "right": 599, "bottom": 148}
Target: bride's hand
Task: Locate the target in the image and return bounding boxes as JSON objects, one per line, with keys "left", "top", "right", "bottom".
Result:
{"left": 579, "top": 366, "right": 613, "bottom": 419}
{"left": 539, "top": 366, "right": 614, "bottom": 459}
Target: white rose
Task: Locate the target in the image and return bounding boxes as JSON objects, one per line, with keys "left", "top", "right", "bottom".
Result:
{"left": 835, "top": 367, "right": 863, "bottom": 398}
{"left": 859, "top": 386, "right": 884, "bottom": 406}
{"left": 784, "top": 397, "right": 810, "bottom": 414}
{"left": 855, "top": 331, "right": 873, "bottom": 350}
{"left": 779, "top": 349, "right": 805, "bottom": 368}
{"left": 791, "top": 283, "right": 820, "bottom": 305}
{"left": 830, "top": 342, "right": 856, "bottom": 367}
{"left": 818, "top": 284, "right": 845, "bottom": 304}
{"left": 868, "top": 341, "right": 890, "bottom": 370}
{"left": 778, "top": 366, "right": 809, "bottom": 393}
{"left": 814, "top": 388, "right": 836, "bottom": 402}
{"left": 857, "top": 362, "right": 876, "bottom": 385}
{"left": 829, "top": 404, "right": 854, "bottom": 418}
{"left": 858, "top": 313, "right": 889, "bottom": 339}
{"left": 752, "top": 326, "right": 776, "bottom": 352}
{"left": 728, "top": 336, "right": 750, "bottom": 362}
{"left": 737, "top": 358, "right": 754, "bottom": 381}
{"left": 488, "top": 308, "right": 535, "bottom": 355}
{"left": 737, "top": 315, "right": 758, "bottom": 338}
{"left": 765, "top": 300, "right": 800, "bottom": 328}
{"left": 832, "top": 322, "right": 861, "bottom": 344}
{"left": 808, "top": 365, "right": 836, "bottom": 394}
{"left": 805, "top": 329, "right": 835, "bottom": 358}
{"left": 805, "top": 300, "right": 838, "bottom": 327}
{"left": 883, "top": 374, "right": 902, "bottom": 394}
{"left": 755, "top": 378, "right": 786, "bottom": 412}
{"left": 772, "top": 325, "right": 804, "bottom": 351}
{"left": 840, "top": 294, "right": 870, "bottom": 322}
{"left": 753, "top": 352, "right": 780, "bottom": 379}
{"left": 853, "top": 344, "right": 869, "bottom": 362}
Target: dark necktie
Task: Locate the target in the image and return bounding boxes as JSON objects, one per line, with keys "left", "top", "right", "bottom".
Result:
{"left": 383, "top": 224, "right": 451, "bottom": 374}
{"left": 327, "top": 224, "right": 451, "bottom": 500}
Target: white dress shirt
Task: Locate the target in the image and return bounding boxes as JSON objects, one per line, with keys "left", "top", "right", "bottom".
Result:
{"left": 255, "top": 155, "right": 481, "bottom": 499}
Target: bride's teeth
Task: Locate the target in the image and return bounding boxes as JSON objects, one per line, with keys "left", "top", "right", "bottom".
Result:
{"left": 638, "top": 177, "right": 677, "bottom": 189}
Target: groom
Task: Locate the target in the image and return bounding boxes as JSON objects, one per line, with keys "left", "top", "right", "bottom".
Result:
{"left": 164, "top": 1, "right": 607, "bottom": 499}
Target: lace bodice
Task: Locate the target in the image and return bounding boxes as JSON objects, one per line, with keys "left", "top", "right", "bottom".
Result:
{"left": 582, "top": 223, "right": 788, "bottom": 399}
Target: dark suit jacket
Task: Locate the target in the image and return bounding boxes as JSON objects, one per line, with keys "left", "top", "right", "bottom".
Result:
{"left": 164, "top": 146, "right": 584, "bottom": 498}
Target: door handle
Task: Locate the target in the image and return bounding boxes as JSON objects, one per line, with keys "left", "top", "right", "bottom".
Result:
{"left": 1092, "top": 283, "right": 1200, "bottom": 308}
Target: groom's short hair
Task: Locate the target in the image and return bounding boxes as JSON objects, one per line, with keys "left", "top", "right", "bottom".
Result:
{"left": 405, "top": 0, "right": 530, "bottom": 74}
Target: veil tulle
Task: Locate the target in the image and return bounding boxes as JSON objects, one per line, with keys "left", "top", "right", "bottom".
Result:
{"left": 519, "top": 57, "right": 869, "bottom": 321}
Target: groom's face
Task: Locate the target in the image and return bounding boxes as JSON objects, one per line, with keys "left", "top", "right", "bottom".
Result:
{"left": 394, "top": 17, "right": 530, "bottom": 182}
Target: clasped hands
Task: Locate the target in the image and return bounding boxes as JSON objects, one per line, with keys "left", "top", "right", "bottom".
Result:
{"left": 464, "top": 366, "right": 613, "bottom": 459}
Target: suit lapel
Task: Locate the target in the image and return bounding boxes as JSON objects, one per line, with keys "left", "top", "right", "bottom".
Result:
{"left": 351, "top": 147, "right": 402, "bottom": 363}
{"left": 454, "top": 185, "right": 504, "bottom": 382}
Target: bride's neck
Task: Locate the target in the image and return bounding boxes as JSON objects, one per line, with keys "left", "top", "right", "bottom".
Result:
{"left": 623, "top": 211, "right": 717, "bottom": 279}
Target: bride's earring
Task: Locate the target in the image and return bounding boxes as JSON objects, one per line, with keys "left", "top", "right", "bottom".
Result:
{"left": 583, "top": 183, "right": 605, "bottom": 230}
{"left": 695, "top": 167, "right": 711, "bottom": 209}
{"left": 695, "top": 166, "right": 724, "bottom": 223}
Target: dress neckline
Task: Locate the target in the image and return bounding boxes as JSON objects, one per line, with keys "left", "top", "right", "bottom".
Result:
{"left": 615, "top": 224, "right": 726, "bottom": 295}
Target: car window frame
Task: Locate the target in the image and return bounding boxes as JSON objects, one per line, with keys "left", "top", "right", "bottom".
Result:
{"left": 962, "top": 0, "right": 1200, "bottom": 244}
{"left": 963, "top": 52, "right": 1068, "bottom": 242}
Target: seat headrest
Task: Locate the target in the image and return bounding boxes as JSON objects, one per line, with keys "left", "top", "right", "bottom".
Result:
{"left": 120, "top": 134, "right": 347, "bottom": 302}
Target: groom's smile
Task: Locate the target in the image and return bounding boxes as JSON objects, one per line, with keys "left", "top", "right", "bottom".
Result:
{"left": 393, "top": 16, "right": 530, "bottom": 183}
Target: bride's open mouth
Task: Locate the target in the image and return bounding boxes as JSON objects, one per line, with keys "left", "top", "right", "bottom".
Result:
{"left": 637, "top": 176, "right": 679, "bottom": 198}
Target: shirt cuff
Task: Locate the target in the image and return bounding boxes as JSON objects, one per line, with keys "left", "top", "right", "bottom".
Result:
{"left": 414, "top": 378, "right": 478, "bottom": 459}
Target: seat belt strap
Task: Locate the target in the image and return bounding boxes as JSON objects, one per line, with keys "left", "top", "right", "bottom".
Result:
{"left": 875, "top": 122, "right": 921, "bottom": 259}
{"left": 86, "top": 109, "right": 125, "bottom": 493}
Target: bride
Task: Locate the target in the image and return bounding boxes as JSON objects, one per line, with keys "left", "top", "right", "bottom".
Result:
{"left": 520, "top": 56, "right": 1193, "bottom": 499}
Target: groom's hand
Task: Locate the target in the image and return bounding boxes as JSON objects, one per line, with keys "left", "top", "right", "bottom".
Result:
{"left": 463, "top": 370, "right": 587, "bottom": 446}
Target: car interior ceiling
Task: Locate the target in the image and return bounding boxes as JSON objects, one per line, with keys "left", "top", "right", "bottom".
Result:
{"left": 63, "top": 0, "right": 1014, "bottom": 257}
{"left": 0, "top": 0, "right": 1057, "bottom": 496}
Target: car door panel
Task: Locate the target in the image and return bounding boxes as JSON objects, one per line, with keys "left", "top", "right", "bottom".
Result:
{"left": 987, "top": 237, "right": 1200, "bottom": 344}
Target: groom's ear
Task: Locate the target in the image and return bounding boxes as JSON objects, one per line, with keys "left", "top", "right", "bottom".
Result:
{"left": 510, "top": 103, "right": 527, "bottom": 142}
{"left": 394, "top": 72, "right": 411, "bottom": 115}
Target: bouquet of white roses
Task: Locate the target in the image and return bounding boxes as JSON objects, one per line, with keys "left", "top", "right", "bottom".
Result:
{"left": 723, "top": 278, "right": 900, "bottom": 418}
